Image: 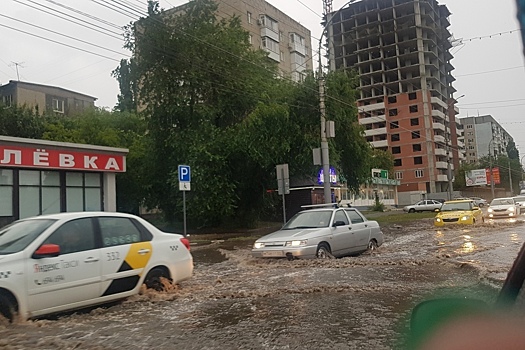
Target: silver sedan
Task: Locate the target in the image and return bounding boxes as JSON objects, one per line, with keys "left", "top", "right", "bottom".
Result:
{"left": 252, "top": 207, "right": 383, "bottom": 260}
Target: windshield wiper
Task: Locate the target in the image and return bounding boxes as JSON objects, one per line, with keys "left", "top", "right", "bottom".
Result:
{"left": 285, "top": 226, "right": 317, "bottom": 229}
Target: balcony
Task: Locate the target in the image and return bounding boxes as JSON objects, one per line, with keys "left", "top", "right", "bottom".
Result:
{"left": 435, "top": 161, "right": 448, "bottom": 169}
{"left": 437, "top": 174, "right": 448, "bottom": 182}
{"left": 263, "top": 48, "right": 280, "bottom": 62}
{"left": 359, "top": 115, "right": 386, "bottom": 125}
{"left": 434, "top": 148, "right": 446, "bottom": 156}
{"left": 432, "top": 122, "right": 445, "bottom": 132}
{"left": 260, "top": 27, "right": 279, "bottom": 42}
{"left": 432, "top": 109, "right": 446, "bottom": 119}
{"left": 431, "top": 97, "right": 448, "bottom": 109}
{"left": 434, "top": 135, "right": 446, "bottom": 144}
{"left": 365, "top": 127, "right": 387, "bottom": 137}
{"left": 360, "top": 102, "right": 386, "bottom": 113}
{"left": 288, "top": 42, "right": 306, "bottom": 56}
{"left": 370, "top": 140, "right": 388, "bottom": 148}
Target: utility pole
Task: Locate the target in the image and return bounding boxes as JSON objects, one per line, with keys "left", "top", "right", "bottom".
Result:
{"left": 489, "top": 139, "right": 495, "bottom": 199}
{"left": 9, "top": 61, "right": 25, "bottom": 81}
{"left": 509, "top": 158, "right": 514, "bottom": 194}
{"left": 446, "top": 94, "right": 464, "bottom": 200}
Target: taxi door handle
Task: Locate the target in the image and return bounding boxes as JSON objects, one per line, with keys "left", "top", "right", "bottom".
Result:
{"left": 138, "top": 249, "right": 151, "bottom": 255}
{"left": 84, "top": 257, "right": 99, "bottom": 263}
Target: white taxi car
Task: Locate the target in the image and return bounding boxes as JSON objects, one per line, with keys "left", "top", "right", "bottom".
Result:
{"left": 0, "top": 212, "right": 193, "bottom": 321}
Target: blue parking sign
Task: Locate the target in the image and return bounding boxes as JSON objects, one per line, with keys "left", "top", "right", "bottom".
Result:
{"left": 178, "top": 165, "right": 191, "bottom": 182}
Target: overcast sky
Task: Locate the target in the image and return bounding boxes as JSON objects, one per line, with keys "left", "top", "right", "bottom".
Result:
{"left": 1, "top": 0, "right": 524, "bottom": 155}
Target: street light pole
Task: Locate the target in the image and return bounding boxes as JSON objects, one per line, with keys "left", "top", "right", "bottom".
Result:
{"left": 489, "top": 139, "right": 495, "bottom": 199}
{"left": 446, "top": 94, "right": 464, "bottom": 200}
{"left": 318, "top": 0, "right": 358, "bottom": 204}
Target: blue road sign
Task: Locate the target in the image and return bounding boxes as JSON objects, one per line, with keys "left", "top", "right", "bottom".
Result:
{"left": 178, "top": 165, "right": 191, "bottom": 182}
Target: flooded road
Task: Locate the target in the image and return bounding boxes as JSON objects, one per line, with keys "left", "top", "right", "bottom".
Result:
{"left": 2, "top": 218, "right": 525, "bottom": 349}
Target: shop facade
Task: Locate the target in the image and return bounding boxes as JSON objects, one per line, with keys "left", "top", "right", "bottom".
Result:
{"left": 0, "top": 136, "right": 128, "bottom": 226}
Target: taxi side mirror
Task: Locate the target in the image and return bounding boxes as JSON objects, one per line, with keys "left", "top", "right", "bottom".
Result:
{"left": 333, "top": 220, "right": 347, "bottom": 227}
{"left": 434, "top": 208, "right": 440, "bottom": 212}
{"left": 32, "top": 244, "right": 60, "bottom": 259}
{"left": 473, "top": 206, "right": 479, "bottom": 210}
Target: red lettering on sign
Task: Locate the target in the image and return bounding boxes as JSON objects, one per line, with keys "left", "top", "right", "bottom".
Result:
{"left": 0, "top": 145, "right": 126, "bottom": 172}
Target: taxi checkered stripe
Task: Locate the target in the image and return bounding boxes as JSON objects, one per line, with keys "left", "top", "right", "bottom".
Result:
{"left": 0, "top": 271, "right": 11, "bottom": 279}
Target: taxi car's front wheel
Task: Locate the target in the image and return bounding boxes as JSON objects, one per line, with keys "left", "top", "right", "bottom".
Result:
{"left": 0, "top": 293, "right": 16, "bottom": 322}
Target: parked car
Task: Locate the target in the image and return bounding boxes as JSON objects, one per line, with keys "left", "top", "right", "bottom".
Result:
{"left": 487, "top": 197, "right": 520, "bottom": 219}
{"left": 434, "top": 199, "right": 484, "bottom": 226}
{"left": 469, "top": 196, "right": 488, "bottom": 208}
{"left": 252, "top": 207, "right": 383, "bottom": 260}
{"left": 513, "top": 195, "right": 525, "bottom": 207}
{"left": 0, "top": 212, "right": 193, "bottom": 321}
{"left": 403, "top": 200, "right": 443, "bottom": 213}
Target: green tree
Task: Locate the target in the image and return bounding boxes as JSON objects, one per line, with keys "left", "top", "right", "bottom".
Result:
{"left": 111, "top": 59, "right": 137, "bottom": 113}
{"left": 0, "top": 105, "right": 46, "bottom": 138}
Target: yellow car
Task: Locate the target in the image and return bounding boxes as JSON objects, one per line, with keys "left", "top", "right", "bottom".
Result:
{"left": 434, "top": 199, "right": 484, "bottom": 226}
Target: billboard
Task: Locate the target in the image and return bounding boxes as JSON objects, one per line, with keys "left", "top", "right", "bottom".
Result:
{"left": 465, "top": 169, "right": 488, "bottom": 186}
{"left": 486, "top": 167, "right": 501, "bottom": 185}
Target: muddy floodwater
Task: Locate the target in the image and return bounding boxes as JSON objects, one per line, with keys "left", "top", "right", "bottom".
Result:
{"left": 2, "top": 218, "right": 525, "bottom": 349}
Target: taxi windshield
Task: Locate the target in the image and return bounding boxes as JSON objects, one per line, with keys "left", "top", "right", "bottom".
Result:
{"left": 441, "top": 202, "right": 471, "bottom": 212}
{"left": 0, "top": 219, "right": 57, "bottom": 254}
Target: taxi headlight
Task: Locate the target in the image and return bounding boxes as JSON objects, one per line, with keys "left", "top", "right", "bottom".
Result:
{"left": 435, "top": 218, "right": 442, "bottom": 222}
{"left": 253, "top": 242, "right": 265, "bottom": 249}
{"left": 461, "top": 216, "right": 470, "bottom": 221}
{"left": 285, "top": 240, "right": 307, "bottom": 247}
{"left": 508, "top": 207, "right": 515, "bottom": 212}
{"left": 488, "top": 208, "right": 493, "bottom": 213}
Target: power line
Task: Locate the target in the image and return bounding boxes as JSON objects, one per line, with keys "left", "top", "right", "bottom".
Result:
{"left": 0, "top": 23, "right": 123, "bottom": 62}
{"left": 0, "top": 14, "right": 129, "bottom": 57}
{"left": 455, "top": 65, "right": 525, "bottom": 77}
{"left": 13, "top": 0, "right": 123, "bottom": 40}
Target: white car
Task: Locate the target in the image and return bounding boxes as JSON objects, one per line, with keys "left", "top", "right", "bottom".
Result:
{"left": 0, "top": 212, "right": 193, "bottom": 321}
{"left": 487, "top": 197, "right": 520, "bottom": 219}
{"left": 403, "top": 200, "right": 443, "bottom": 213}
{"left": 252, "top": 207, "right": 383, "bottom": 260}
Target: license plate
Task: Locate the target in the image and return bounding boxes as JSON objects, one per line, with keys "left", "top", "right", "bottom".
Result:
{"left": 262, "top": 251, "right": 284, "bottom": 257}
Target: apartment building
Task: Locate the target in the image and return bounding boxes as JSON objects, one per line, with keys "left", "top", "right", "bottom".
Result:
{"left": 460, "top": 115, "right": 513, "bottom": 163}
{"left": 0, "top": 80, "right": 96, "bottom": 116}
{"left": 325, "top": 0, "right": 459, "bottom": 194}
{"left": 168, "top": 0, "right": 313, "bottom": 82}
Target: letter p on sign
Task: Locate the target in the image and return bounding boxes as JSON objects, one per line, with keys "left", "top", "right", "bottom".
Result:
{"left": 178, "top": 165, "right": 191, "bottom": 182}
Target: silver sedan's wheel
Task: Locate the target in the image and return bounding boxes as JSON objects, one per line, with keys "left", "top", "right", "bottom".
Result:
{"left": 316, "top": 243, "right": 332, "bottom": 259}
{"left": 368, "top": 240, "right": 378, "bottom": 252}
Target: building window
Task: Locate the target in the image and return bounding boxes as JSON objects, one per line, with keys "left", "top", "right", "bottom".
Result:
{"left": 279, "top": 31, "right": 284, "bottom": 42}
{"left": 391, "top": 134, "right": 400, "bottom": 142}
{"left": 410, "top": 105, "right": 418, "bottom": 113}
{"left": 467, "top": 124, "right": 473, "bottom": 129}
{"left": 389, "top": 108, "right": 398, "bottom": 116}
{"left": 0, "top": 169, "right": 13, "bottom": 217}
{"left": 394, "top": 159, "right": 402, "bottom": 167}
{"left": 247, "top": 11, "right": 252, "bottom": 24}
{"left": 392, "top": 146, "right": 401, "bottom": 154}
{"left": 413, "top": 144, "right": 422, "bottom": 152}
{"left": 408, "top": 92, "right": 417, "bottom": 100}
{"left": 410, "top": 118, "right": 419, "bottom": 126}
{"left": 66, "top": 172, "right": 102, "bottom": 212}
{"left": 414, "top": 156, "right": 423, "bottom": 165}
{"left": 390, "top": 121, "right": 399, "bottom": 129}
{"left": 412, "top": 131, "right": 420, "bottom": 139}
{"left": 395, "top": 171, "right": 403, "bottom": 179}
{"left": 415, "top": 170, "right": 424, "bottom": 178}
{"left": 388, "top": 96, "right": 397, "bottom": 104}
{"left": 1, "top": 95, "right": 12, "bottom": 107}
{"left": 52, "top": 99, "right": 64, "bottom": 113}
{"left": 280, "top": 51, "right": 285, "bottom": 62}
{"left": 248, "top": 34, "right": 252, "bottom": 44}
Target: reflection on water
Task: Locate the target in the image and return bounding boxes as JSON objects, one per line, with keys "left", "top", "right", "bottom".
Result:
{"left": 510, "top": 233, "right": 519, "bottom": 242}
{"left": 435, "top": 231, "right": 445, "bottom": 246}
{"left": 456, "top": 235, "right": 475, "bottom": 254}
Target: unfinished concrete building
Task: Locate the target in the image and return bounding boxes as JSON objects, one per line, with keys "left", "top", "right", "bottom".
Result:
{"left": 326, "top": 0, "right": 459, "bottom": 195}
